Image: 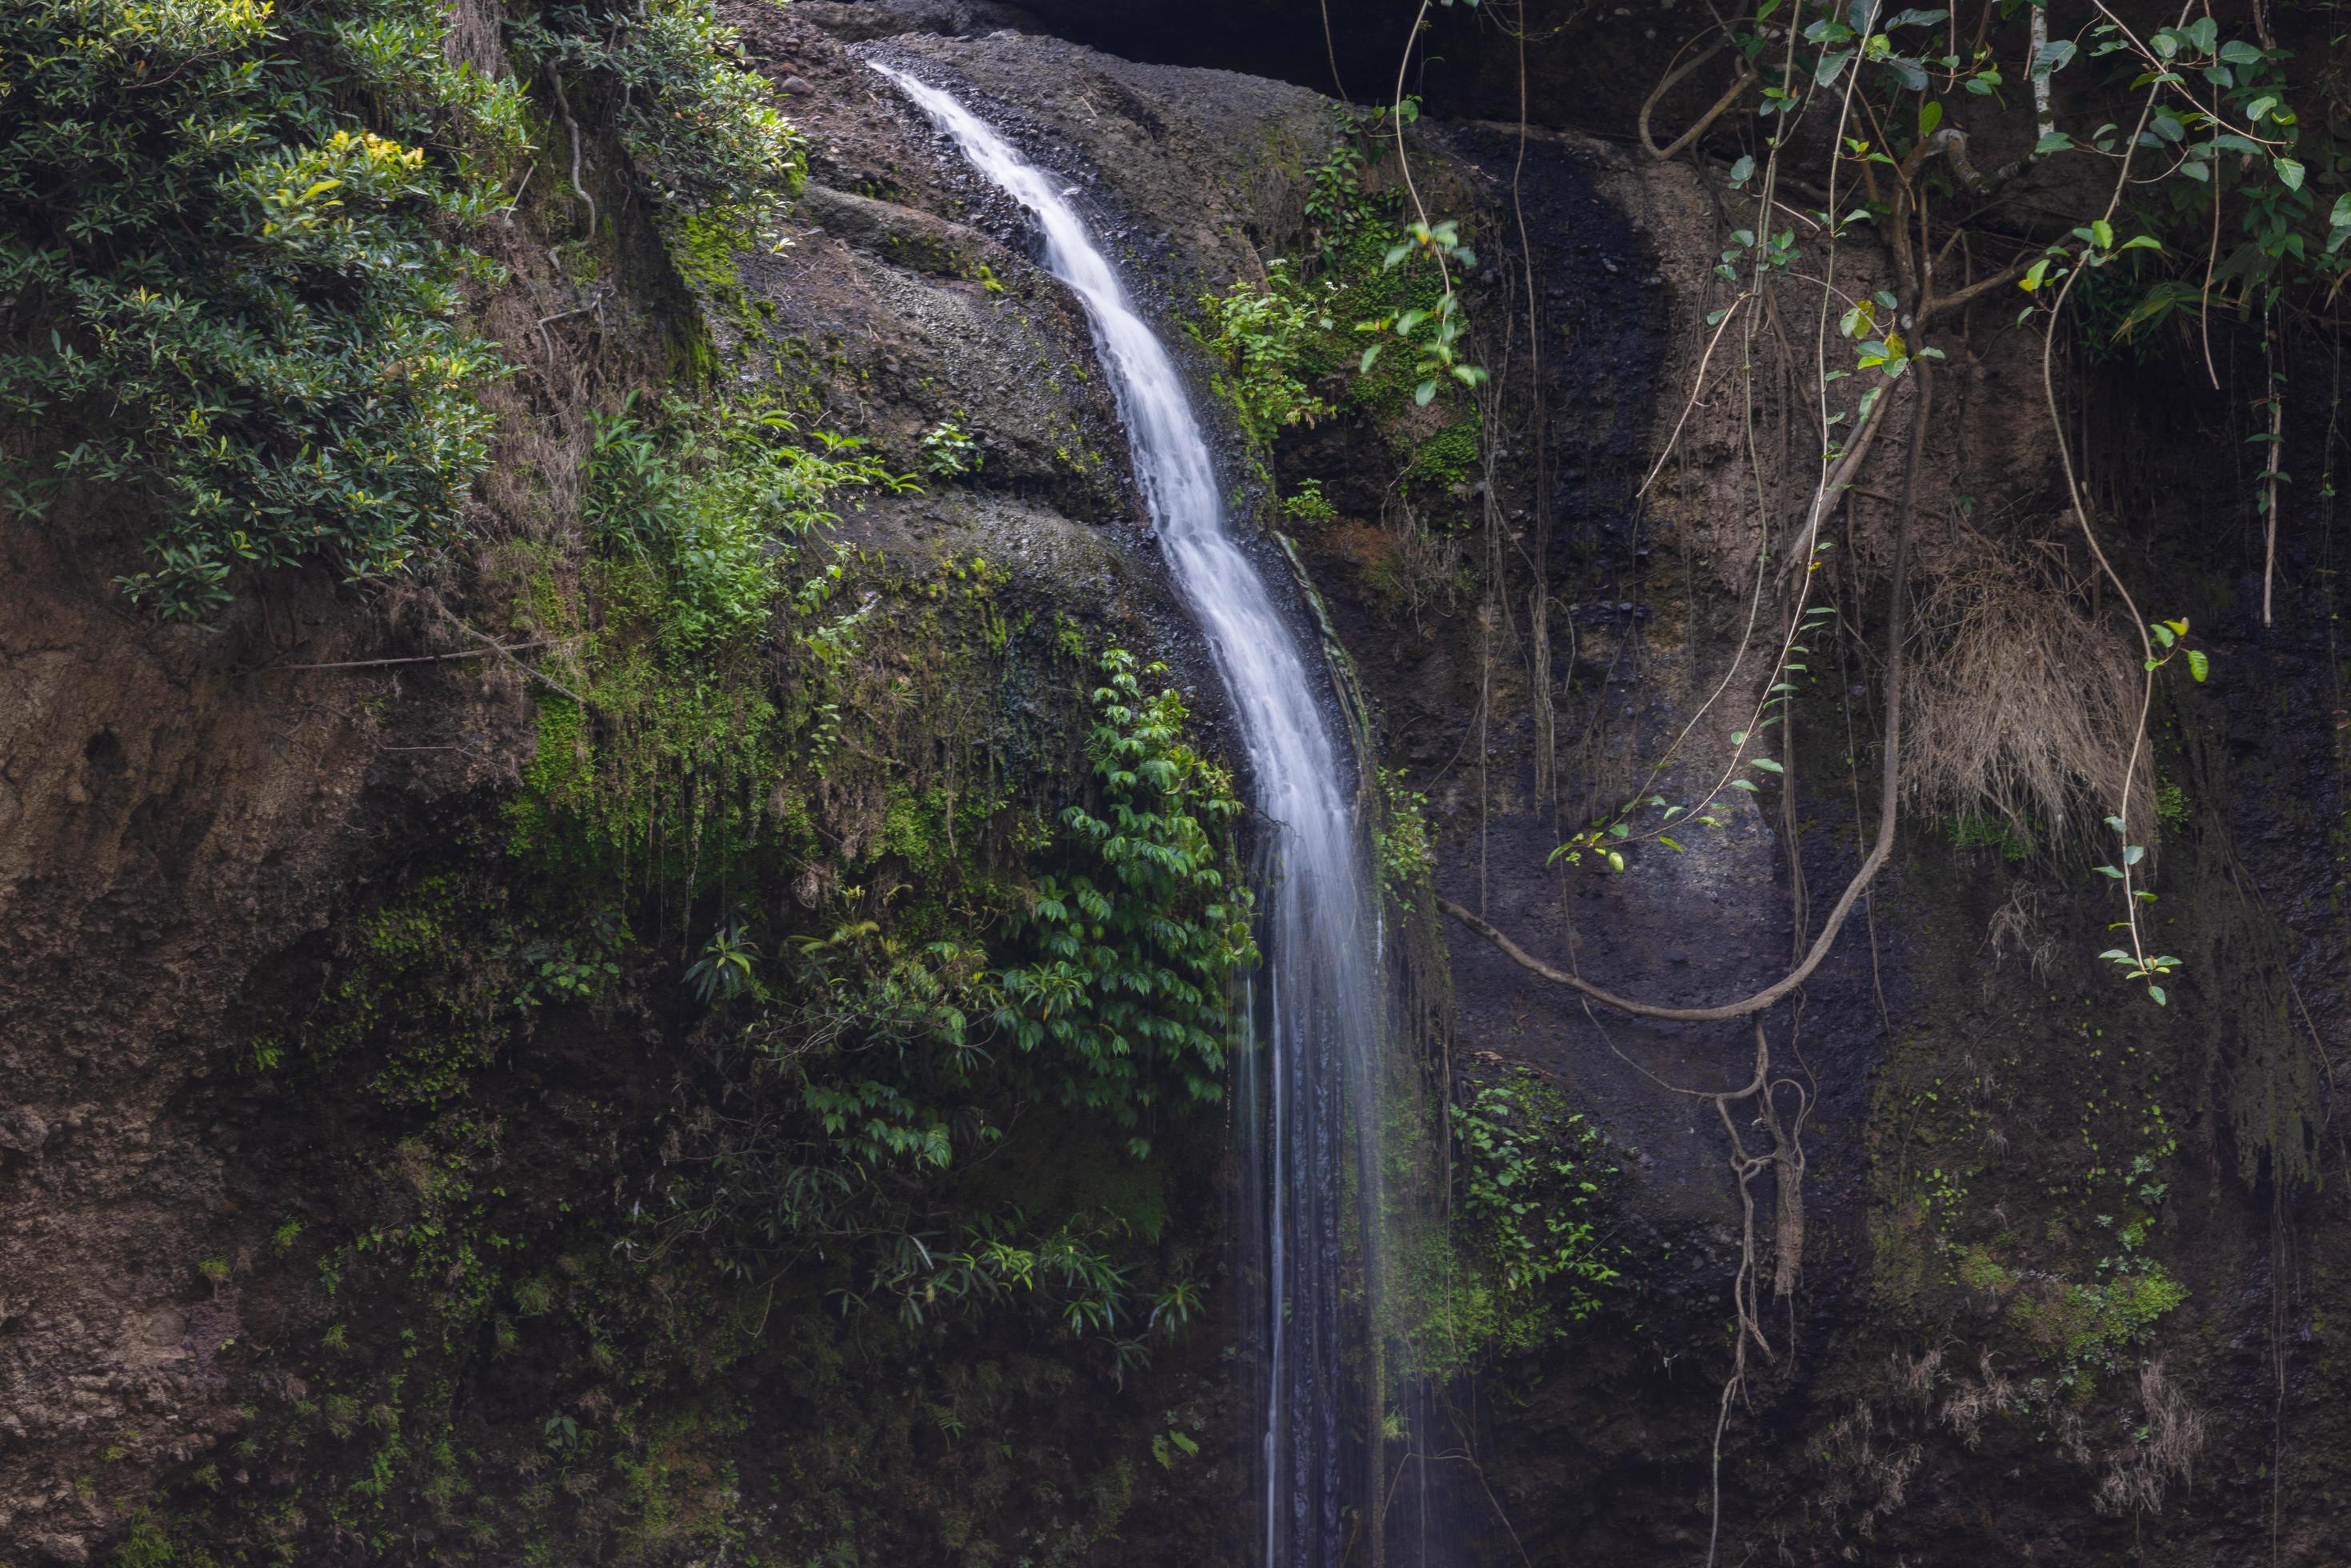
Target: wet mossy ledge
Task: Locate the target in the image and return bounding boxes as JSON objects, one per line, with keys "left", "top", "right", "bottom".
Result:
{"left": 147, "top": 460, "right": 1263, "bottom": 1559}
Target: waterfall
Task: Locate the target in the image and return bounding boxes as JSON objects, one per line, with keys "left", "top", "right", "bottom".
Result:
{"left": 871, "top": 62, "right": 1386, "bottom": 1566}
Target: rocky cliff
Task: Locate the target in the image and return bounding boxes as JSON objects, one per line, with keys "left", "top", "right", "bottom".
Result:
{"left": 2, "top": 2, "right": 2346, "bottom": 1564}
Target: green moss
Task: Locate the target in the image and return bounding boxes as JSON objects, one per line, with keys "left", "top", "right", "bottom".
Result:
{"left": 2155, "top": 777, "right": 2190, "bottom": 833}
{"left": 2011, "top": 1266, "right": 2188, "bottom": 1361}
{"left": 1407, "top": 416, "right": 1480, "bottom": 490}
{"left": 1957, "top": 1243, "right": 2019, "bottom": 1295}
{"left": 1944, "top": 810, "right": 2033, "bottom": 860}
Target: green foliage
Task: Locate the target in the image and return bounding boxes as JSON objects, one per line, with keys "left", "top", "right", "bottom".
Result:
{"left": 1281, "top": 477, "right": 1337, "bottom": 529}
{"left": 1356, "top": 218, "right": 1486, "bottom": 407}
{"left": 1376, "top": 767, "right": 1434, "bottom": 898}
{"left": 1195, "top": 259, "right": 1334, "bottom": 446}
{"left": 2155, "top": 778, "right": 2190, "bottom": 834}
{"left": 512, "top": 400, "right": 911, "bottom": 894}
{"left": 584, "top": 398, "right": 909, "bottom": 650}
{"left": 1408, "top": 417, "right": 1480, "bottom": 490}
{"left": 1945, "top": 810, "right": 2032, "bottom": 861}
{"left": 922, "top": 416, "right": 981, "bottom": 477}
{"left": 1452, "top": 1070, "right": 1619, "bottom": 1308}
{"left": 1302, "top": 131, "right": 1370, "bottom": 260}
{"left": 2013, "top": 1264, "right": 2189, "bottom": 1365}
{"left": 0, "top": 0, "right": 522, "bottom": 617}
{"left": 510, "top": 0, "right": 802, "bottom": 216}
{"left": 997, "top": 650, "right": 1258, "bottom": 1142}
{"left": 684, "top": 921, "right": 760, "bottom": 1002}
{"left": 1404, "top": 1068, "right": 1621, "bottom": 1381}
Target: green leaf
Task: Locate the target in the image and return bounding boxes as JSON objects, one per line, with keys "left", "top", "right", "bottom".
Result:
{"left": 2036, "top": 130, "right": 2074, "bottom": 155}
{"left": 2149, "top": 622, "right": 2175, "bottom": 647}
{"left": 1730, "top": 778, "right": 1760, "bottom": 792}
{"left": 2147, "top": 983, "right": 2166, "bottom": 1006}
{"left": 2186, "top": 649, "right": 2209, "bottom": 682}
{"left": 1750, "top": 758, "right": 1785, "bottom": 773}
{"left": 2274, "top": 155, "right": 2305, "bottom": 191}
{"left": 2245, "top": 95, "right": 2279, "bottom": 125}
{"left": 2219, "top": 39, "right": 2263, "bottom": 64}
{"left": 1918, "top": 101, "right": 1943, "bottom": 138}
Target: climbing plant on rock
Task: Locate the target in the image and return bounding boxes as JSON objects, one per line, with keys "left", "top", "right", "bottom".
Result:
{"left": 997, "top": 650, "right": 1257, "bottom": 1153}
{"left": 0, "top": 0, "right": 527, "bottom": 617}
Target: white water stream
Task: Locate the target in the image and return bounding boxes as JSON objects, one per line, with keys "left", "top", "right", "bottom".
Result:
{"left": 871, "top": 62, "right": 1384, "bottom": 1566}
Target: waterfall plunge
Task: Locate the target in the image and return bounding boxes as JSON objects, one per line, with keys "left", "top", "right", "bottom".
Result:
{"left": 870, "top": 62, "right": 1387, "bottom": 1566}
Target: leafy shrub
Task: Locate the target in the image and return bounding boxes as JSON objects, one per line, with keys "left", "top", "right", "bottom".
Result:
{"left": 510, "top": 0, "right": 802, "bottom": 216}
{"left": 1281, "top": 478, "right": 1337, "bottom": 529}
{"left": 510, "top": 404, "right": 911, "bottom": 894}
{"left": 997, "top": 651, "right": 1257, "bottom": 1146}
{"left": 1376, "top": 767, "right": 1433, "bottom": 897}
{"left": 0, "top": 0, "right": 526, "bottom": 616}
{"left": 1452, "top": 1068, "right": 1619, "bottom": 1310}
{"left": 922, "top": 418, "right": 980, "bottom": 477}
{"left": 583, "top": 399, "right": 912, "bottom": 650}
{"left": 1195, "top": 260, "right": 1334, "bottom": 445}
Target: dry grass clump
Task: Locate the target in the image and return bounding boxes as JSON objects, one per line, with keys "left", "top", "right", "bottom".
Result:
{"left": 2094, "top": 1359, "right": 2206, "bottom": 1517}
{"left": 1898, "top": 522, "right": 2150, "bottom": 850}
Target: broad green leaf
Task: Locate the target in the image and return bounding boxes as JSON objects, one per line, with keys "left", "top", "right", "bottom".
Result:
{"left": 2186, "top": 649, "right": 2209, "bottom": 682}
{"left": 2033, "top": 39, "right": 2077, "bottom": 78}
{"left": 2274, "top": 155, "right": 2305, "bottom": 191}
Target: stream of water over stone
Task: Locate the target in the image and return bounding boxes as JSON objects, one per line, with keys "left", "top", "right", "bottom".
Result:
{"left": 870, "top": 62, "right": 1386, "bottom": 1566}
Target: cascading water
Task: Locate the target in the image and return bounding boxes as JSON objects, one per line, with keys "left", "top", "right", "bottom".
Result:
{"left": 870, "top": 61, "right": 1386, "bottom": 1566}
